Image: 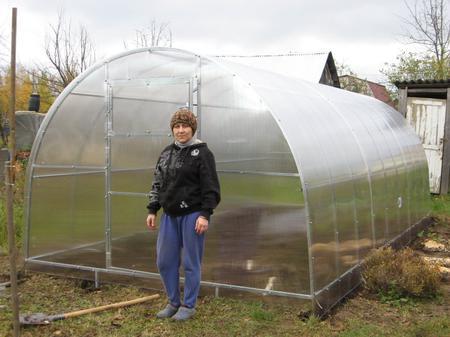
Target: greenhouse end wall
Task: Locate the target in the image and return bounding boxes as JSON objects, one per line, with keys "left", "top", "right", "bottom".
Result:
{"left": 25, "top": 48, "right": 430, "bottom": 314}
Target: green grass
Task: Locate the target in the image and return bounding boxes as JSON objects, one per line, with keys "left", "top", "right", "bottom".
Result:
{"left": 337, "top": 320, "right": 390, "bottom": 337}
{"left": 1, "top": 284, "right": 445, "bottom": 337}
{"left": 0, "top": 162, "right": 26, "bottom": 253}
{"left": 407, "top": 317, "right": 450, "bottom": 337}
{"left": 0, "top": 200, "right": 23, "bottom": 253}
{"left": 431, "top": 194, "right": 450, "bottom": 216}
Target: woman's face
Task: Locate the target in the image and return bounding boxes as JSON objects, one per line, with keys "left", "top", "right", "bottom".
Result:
{"left": 173, "top": 123, "right": 193, "bottom": 144}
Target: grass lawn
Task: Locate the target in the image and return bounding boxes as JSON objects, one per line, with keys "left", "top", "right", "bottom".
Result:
{"left": 0, "top": 259, "right": 448, "bottom": 337}
{"left": 0, "top": 257, "right": 448, "bottom": 337}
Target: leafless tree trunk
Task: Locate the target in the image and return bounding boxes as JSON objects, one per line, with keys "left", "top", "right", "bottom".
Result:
{"left": 403, "top": 0, "right": 450, "bottom": 77}
{"left": 43, "top": 10, "right": 95, "bottom": 92}
{"left": 124, "top": 19, "right": 172, "bottom": 49}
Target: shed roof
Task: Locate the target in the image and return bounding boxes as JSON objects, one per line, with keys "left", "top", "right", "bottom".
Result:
{"left": 395, "top": 79, "right": 450, "bottom": 89}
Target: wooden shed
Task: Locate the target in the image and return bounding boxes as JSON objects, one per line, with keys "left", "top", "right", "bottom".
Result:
{"left": 396, "top": 79, "right": 450, "bottom": 194}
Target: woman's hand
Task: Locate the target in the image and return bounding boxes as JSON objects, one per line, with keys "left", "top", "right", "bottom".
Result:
{"left": 146, "top": 214, "right": 157, "bottom": 230}
{"left": 195, "top": 216, "right": 209, "bottom": 234}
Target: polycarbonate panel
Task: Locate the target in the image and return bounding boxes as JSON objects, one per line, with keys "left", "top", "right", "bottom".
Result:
{"left": 111, "top": 170, "right": 152, "bottom": 194}
{"left": 71, "top": 64, "right": 106, "bottom": 95}
{"left": 109, "top": 174, "right": 309, "bottom": 293}
{"left": 109, "top": 136, "right": 165, "bottom": 194}
{"left": 36, "top": 93, "right": 105, "bottom": 166}
{"left": 205, "top": 173, "right": 309, "bottom": 293}
{"left": 111, "top": 96, "right": 183, "bottom": 135}
{"left": 110, "top": 194, "right": 158, "bottom": 272}
{"left": 109, "top": 78, "right": 189, "bottom": 190}
{"left": 358, "top": 99, "right": 409, "bottom": 242}
{"left": 28, "top": 169, "right": 105, "bottom": 267}
{"left": 108, "top": 49, "right": 198, "bottom": 81}
{"left": 201, "top": 59, "right": 297, "bottom": 174}
{"left": 210, "top": 65, "right": 365, "bottom": 292}
{"left": 111, "top": 136, "right": 166, "bottom": 171}
{"left": 218, "top": 59, "right": 429, "bottom": 306}
{"left": 320, "top": 89, "right": 406, "bottom": 246}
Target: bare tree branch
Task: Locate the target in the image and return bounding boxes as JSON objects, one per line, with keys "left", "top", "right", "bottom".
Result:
{"left": 125, "top": 19, "right": 172, "bottom": 49}
{"left": 402, "top": 0, "right": 449, "bottom": 63}
{"left": 42, "top": 9, "right": 96, "bottom": 92}
{"left": 400, "top": 0, "right": 450, "bottom": 79}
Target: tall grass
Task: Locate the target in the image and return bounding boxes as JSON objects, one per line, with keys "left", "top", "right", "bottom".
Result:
{"left": 0, "top": 156, "right": 27, "bottom": 252}
{"left": 0, "top": 200, "right": 24, "bottom": 252}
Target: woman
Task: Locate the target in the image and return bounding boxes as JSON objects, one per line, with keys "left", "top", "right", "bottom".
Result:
{"left": 146, "top": 108, "right": 220, "bottom": 321}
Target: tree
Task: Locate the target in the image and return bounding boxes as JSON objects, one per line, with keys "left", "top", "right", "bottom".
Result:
{"left": 42, "top": 10, "right": 96, "bottom": 93}
{"left": 0, "top": 66, "right": 32, "bottom": 113}
{"left": 0, "top": 67, "right": 55, "bottom": 114}
{"left": 381, "top": 51, "right": 447, "bottom": 83}
{"left": 124, "top": 19, "right": 172, "bottom": 49}
{"left": 402, "top": 0, "right": 450, "bottom": 78}
{"left": 383, "top": 0, "right": 450, "bottom": 84}
{"left": 381, "top": 0, "right": 450, "bottom": 99}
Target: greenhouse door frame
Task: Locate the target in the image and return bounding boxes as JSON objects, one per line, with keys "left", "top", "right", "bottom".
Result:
{"left": 104, "top": 75, "right": 201, "bottom": 270}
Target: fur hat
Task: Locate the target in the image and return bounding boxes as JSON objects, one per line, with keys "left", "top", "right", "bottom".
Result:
{"left": 170, "top": 108, "right": 197, "bottom": 134}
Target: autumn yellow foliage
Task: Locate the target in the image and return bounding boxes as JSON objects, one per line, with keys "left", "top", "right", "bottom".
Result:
{"left": 0, "top": 66, "right": 55, "bottom": 114}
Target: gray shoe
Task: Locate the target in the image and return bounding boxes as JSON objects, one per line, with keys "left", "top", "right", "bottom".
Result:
{"left": 156, "top": 303, "right": 179, "bottom": 319}
{"left": 172, "top": 306, "right": 196, "bottom": 321}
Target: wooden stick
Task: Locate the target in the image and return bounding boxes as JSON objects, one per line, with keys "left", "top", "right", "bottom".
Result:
{"left": 63, "top": 294, "right": 160, "bottom": 319}
{"left": 6, "top": 9, "right": 19, "bottom": 336}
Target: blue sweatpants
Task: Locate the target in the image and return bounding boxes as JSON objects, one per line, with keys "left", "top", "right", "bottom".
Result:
{"left": 156, "top": 211, "right": 205, "bottom": 308}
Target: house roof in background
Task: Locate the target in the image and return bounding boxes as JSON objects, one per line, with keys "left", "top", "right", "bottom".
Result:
{"left": 339, "top": 74, "right": 395, "bottom": 107}
{"left": 213, "top": 52, "right": 333, "bottom": 83}
{"left": 367, "top": 82, "right": 394, "bottom": 107}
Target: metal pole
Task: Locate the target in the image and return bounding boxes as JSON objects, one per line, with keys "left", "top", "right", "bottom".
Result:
{"left": 8, "top": 8, "right": 17, "bottom": 179}
{"left": 6, "top": 8, "right": 20, "bottom": 337}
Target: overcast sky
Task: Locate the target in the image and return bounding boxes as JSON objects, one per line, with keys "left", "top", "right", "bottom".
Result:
{"left": 1, "top": 0, "right": 424, "bottom": 82}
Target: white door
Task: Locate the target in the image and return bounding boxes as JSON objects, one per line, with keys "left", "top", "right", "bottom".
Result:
{"left": 406, "top": 97, "right": 447, "bottom": 193}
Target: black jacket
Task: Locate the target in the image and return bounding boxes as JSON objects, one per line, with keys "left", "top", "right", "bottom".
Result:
{"left": 147, "top": 141, "right": 220, "bottom": 220}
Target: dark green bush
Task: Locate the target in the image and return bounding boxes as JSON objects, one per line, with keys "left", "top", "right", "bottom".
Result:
{"left": 362, "top": 247, "right": 440, "bottom": 300}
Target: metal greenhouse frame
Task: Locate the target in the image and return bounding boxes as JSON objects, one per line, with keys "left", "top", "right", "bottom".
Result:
{"left": 24, "top": 48, "right": 430, "bottom": 314}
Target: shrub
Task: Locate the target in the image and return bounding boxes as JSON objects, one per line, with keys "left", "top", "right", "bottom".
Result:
{"left": 362, "top": 247, "right": 440, "bottom": 300}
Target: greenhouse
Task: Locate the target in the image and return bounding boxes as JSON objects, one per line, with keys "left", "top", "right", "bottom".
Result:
{"left": 24, "top": 47, "right": 430, "bottom": 314}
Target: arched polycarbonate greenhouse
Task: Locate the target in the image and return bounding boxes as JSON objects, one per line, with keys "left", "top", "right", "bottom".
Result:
{"left": 24, "top": 48, "right": 430, "bottom": 314}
